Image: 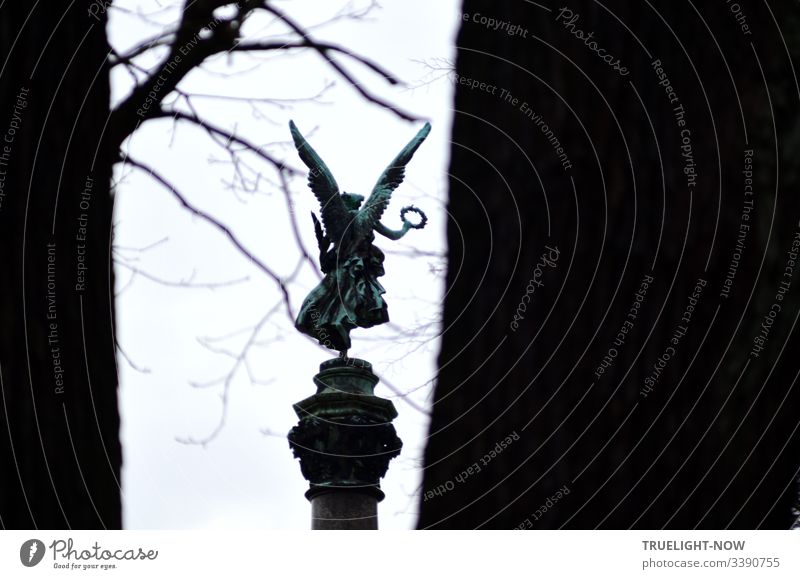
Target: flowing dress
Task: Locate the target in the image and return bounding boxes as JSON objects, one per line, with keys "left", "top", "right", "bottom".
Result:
{"left": 295, "top": 232, "right": 389, "bottom": 352}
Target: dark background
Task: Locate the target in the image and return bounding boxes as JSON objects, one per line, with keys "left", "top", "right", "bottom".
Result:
{"left": 420, "top": 0, "right": 800, "bottom": 529}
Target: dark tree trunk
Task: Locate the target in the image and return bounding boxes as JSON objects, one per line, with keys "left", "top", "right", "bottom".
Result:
{"left": 0, "top": 3, "right": 121, "bottom": 528}
{"left": 420, "top": 1, "right": 800, "bottom": 529}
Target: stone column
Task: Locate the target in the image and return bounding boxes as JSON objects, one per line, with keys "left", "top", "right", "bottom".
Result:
{"left": 288, "top": 358, "right": 402, "bottom": 530}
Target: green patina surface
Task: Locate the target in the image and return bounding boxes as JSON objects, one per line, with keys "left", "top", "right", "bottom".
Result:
{"left": 289, "top": 120, "right": 431, "bottom": 356}
{"left": 288, "top": 358, "right": 402, "bottom": 500}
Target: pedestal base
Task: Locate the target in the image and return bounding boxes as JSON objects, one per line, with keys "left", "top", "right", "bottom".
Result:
{"left": 311, "top": 490, "right": 379, "bottom": 530}
{"left": 288, "top": 357, "right": 402, "bottom": 529}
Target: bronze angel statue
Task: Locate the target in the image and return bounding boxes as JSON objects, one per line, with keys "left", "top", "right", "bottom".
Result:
{"left": 289, "top": 120, "right": 431, "bottom": 357}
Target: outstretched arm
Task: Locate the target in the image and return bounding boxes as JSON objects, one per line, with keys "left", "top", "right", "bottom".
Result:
{"left": 375, "top": 221, "right": 410, "bottom": 241}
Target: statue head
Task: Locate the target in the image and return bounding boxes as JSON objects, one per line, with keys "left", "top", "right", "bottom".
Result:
{"left": 341, "top": 192, "right": 364, "bottom": 211}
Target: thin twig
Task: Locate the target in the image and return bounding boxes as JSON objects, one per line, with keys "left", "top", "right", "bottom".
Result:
{"left": 231, "top": 40, "right": 400, "bottom": 85}
{"left": 125, "top": 156, "right": 295, "bottom": 319}
{"left": 278, "top": 169, "right": 322, "bottom": 280}
{"left": 116, "top": 260, "right": 250, "bottom": 290}
{"left": 260, "top": 4, "right": 419, "bottom": 122}
{"left": 178, "top": 301, "right": 282, "bottom": 446}
{"left": 154, "top": 108, "right": 296, "bottom": 174}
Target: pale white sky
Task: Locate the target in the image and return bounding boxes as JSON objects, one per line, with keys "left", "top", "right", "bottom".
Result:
{"left": 110, "top": 0, "right": 459, "bottom": 529}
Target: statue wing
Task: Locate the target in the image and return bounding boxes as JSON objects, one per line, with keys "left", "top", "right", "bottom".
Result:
{"left": 355, "top": 122, "right": 431, "bottom": 238}
{"left": 289, "top": 120, "right": 349, "bottom": 242}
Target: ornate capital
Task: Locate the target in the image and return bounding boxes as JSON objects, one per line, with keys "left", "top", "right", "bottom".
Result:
{"left": 288, "top": 358, "right": 402, "bottom": 500}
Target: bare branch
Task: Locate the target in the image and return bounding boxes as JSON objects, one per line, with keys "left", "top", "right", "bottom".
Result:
{"left": 231, "top": 40, "right": 401, "bottom": 86}
{"left": 259, "top": 4, "right": 419, "bottom": 122}
{"left": 115, "top": 260, "right": 250, "bottom": 290}
{"left": 109, "top": 0, "right": 418, "bottom": 151}
{"left": 405, "top": 57, "right": 456, "bottom": 92}
{"left": 113, "top": 31, "right": 173, "bottom": 64}
{"left": 116, "top": 340, "right": 152, "bottom": 374}
{"left": 377, "top": 373, "right": 430, "bottom": 415}
{"left": 113, "top": 236, "right": 170, "bottom": 253}
{"left": 260, "top": 427, "right": 286, "bottom": 438}
{"left": 277, "top": 170, "right": 322, "bottom": 280}
{"left": 124, "top": 156, "right": 295, "bottom": 320}
{"left": 178, "top": 300, "right": 283, "bottom": 446}
{"left": 176, "top": 79, "right": 334, "bottom": 107}
{"left": 112, "top": 0, "right": 436, "bottom": 446}
{"left": 152, "top": 108, "right": 296, "bottom": 174}
{"left": 108, "top": 4, "right": 260, "bottom": 148}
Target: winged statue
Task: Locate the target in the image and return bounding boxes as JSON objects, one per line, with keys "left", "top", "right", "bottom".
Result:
{"left": 289, "top": 120, "right": 431, "bottom": 357}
